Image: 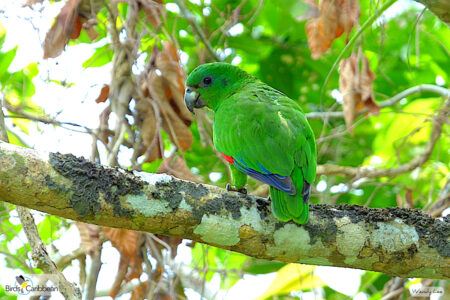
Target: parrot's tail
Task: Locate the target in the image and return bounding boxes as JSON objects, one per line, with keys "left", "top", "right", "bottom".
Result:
{"left": 270, "top": 168, "right": 310, "bottom": 224}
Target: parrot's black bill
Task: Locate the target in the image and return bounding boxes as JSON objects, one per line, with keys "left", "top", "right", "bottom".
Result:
{"left": 184, "top": 87, "right": 206, "bottom": 114}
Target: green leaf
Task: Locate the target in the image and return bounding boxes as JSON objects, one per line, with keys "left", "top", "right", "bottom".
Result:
{"left": 0, "top": 218, "right": 22, "bottom": 241}
{"left": 0, "top": 22, "right": 7, "bottom": 49}
{"left": 0, "top": 46, "right": 17, "bottom": 84}
{"left": 255, "top": 264, "right": 325, "bottom": 300}
{"left": 142, "top": 158, "right": 164, "bottom": 173}
{"left": 190, "top": 244, "right": 247, "bottom": 288}
{"left": 82, "top": 44, "right": 113, "bottom": 68}
{"left": 0, "top": 283, "right": 18, "bottom": 300}
{"left": 37, "top": 215, "right": 63, "bottom": 244}
{"left": 6, "top": 130, "right": 28, "bottom": 148}
{"left": 370, "top": 98, "right": 441, "bottom": 161}
{"left": 244, "top": 258, "right": 286, "bottom": 274}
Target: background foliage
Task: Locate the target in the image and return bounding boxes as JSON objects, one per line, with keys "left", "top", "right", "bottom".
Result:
{"left": 0, "top": 0, "right": 448, "bottom": 299}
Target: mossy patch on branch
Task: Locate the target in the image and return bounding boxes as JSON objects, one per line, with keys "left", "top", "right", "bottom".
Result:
{"left": 310, "top": 204, "right": 450, "bottom": 258}
{"left": 48, "top": 152, "right": 144, "bottom": 217}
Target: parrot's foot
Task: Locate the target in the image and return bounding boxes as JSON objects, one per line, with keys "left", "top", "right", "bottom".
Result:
{"left": 226, "top": 183, "right": 247, "bottom": 194}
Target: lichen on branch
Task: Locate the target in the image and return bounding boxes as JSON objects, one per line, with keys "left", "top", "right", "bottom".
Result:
{"left": 0, "top": 142, "right": 448, "bottom": 279}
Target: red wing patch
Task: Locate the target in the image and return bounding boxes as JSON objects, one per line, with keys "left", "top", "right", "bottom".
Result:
{"left": 221, "top": 153, "right": 234, "bottom": 164}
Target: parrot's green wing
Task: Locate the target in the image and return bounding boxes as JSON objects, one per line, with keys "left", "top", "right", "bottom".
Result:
{"left": 213, "top": 83, "right": 316, "bottom": 224}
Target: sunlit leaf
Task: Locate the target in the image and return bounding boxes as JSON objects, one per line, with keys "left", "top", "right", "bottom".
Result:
{"left": 255, "top": 264, "right": 325, "bottom": 300}
{"left": 82, "top": 44, "right": 113, "bottom": 68}
{"left": 0, "top": 46, "right": 17, "bottom": 83}
{"left": 37, "top": 215, "right": 63, "bottom": 244}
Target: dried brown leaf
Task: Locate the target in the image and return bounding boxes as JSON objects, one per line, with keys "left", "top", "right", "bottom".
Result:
{"left": 71, "top": 15, "right": 83, "bottom": 39}
{"left": 339, "top": 53, "right": 379, "bottom": 132}
{"left": 136, "top": 41, "right": 192, "bottom": 163}
{"left": 139, "top": 0, "right": 164, "bottom": 27}
{"left": 102, "top": 227, "right": 144, "bottom": 296}
{"left": 102, "top": 227, "right": 143, "bottom": 270}
{"left": 160, "top": 99, "right": 193, "bottom": 151}
{"left": 146, "top": 68, "right": 192, "bottom": 151}
{"left": 156, "top": 42, "right": 192, "bottom": 126}
{"left": 339, "top": 55, "right": 359, "bottom": 132}
{"left": 158, "top": 155, "right": 201, "bottom": 183}
{"left": 95, "top": 85, "right": 110, "bottom": 103}
{"left": 361, "top": 55, "right": 379, "bottom": 114}
{"left": 306, "top": 19, "right": 330, "bottom": 60}
{"left": 43, "top": 0, "right": 102, "bottom": 58}
{"left": 305, "top": 0, "right": 360, "bottom": 59}
{"left": 320, "top": 0, "right": 340, "bottom": 37}
{"left": 75, "top": 222, "right": 101, "bottom": 254}
{"left": 43, "top": 0, "right": 82, "bottom": 59}
{"left": 337, "top": 0, "right": 360, "bottom": 34}
{"left": 396, "top": 194, "right": 403, "bottom": 208}
{"left": 131, "top": 281, "right": 149, "bottom": 300}
{"left": 136, "top": 99, "right": 157, "bottom": 146}
{"left": 305, "top": 0, "right": 339, "bottom": 59}
{"left": 405, "top": 189, "right": 414, "bottom": 208}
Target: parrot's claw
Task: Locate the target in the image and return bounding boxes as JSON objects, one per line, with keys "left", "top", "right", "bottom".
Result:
{"left": 226, "top": 183, "right": 247, "bottom": 194}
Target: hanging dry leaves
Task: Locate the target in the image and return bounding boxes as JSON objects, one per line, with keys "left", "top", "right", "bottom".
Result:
{"left": 339, "top": 53, "right": 379, "bottom": 133}
{"left": 337, "top": 0, "right": 360, "bottom": 34}
{"left": 158, "top": 155, "right": 201, "bottom": 183}
{"left": 138, "top": 0, "right": 165, "bottom": 27}
{"left": 138, "top": 41, "right": 193, "bottom": 163}
{"left": 75, "top": 222, "right": 102, "bottom": 254}
{"left": 102, "top": 227, "right": 145, "bottom": 298}
{"left": 135, "top": 98, "right": 160, "bottom": 160}
{"left": 102, "top": 227, "right": 144, "bottom": 276}
{"left": 304, "top": 0, "right": 360, "bottom": 59}
{"left": 339, "top": 54, "right": 359, "bottom": 131}
{"left": 43, "top": 0, "right": 101, "bottom": 58}
{"left": 360, "top": 55, "right": 379, "bottom": 114}
{"left": 43, "top": 0, "right": 82, "bottom": 59}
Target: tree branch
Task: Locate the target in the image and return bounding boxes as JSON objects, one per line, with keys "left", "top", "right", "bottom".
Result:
{"left": 317, "top": 96, "right": 449, "bottom": 178}
{"left": 15, "top": 207, "right": 82, "bottom": 299}
{"left": 1, "top": 93, "right": 81, "bottom": 299}
{"left": 0, "top": 142, "right": 448, "bottom": 279}
{"left": 307, "top": 84, "right": 450, "bottom": 119}
{"left": 175, "top": 0, "right": 221, "bottom": 61}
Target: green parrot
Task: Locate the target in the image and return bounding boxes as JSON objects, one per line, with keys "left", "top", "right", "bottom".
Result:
{"left": 184, "top": 62, "right": 316, "bottom": 224}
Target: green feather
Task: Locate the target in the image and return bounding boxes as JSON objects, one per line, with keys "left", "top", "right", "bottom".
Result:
{"left": 270, "top": 167, "right": 309, "bottom": 224}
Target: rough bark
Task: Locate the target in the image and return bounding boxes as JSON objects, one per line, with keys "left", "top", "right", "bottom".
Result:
{"left": 0, "top": 142, "right": 448, "bottom": 279}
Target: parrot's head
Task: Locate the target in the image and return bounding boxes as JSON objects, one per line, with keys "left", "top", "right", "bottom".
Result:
{"left": 184, "top": 62, "right": 251, "bottom": 113}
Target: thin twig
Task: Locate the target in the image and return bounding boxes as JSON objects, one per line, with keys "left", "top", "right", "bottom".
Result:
{"left": 308, "top": 84, "right": 449, "bottom": 119}
{"left": 84, "top": 248, "right": 102, "bottom": 300}
{"left": 175, "top": 0, "right": 220, "bottom": 61}
{"left": 317, "top": 96, "right": 450, "bottom": 178}
{"left": 0, "top": 103, "right": 8, "bottom": 142}
{"left": 16, "top": 207, "right": 82, "bottom": 299}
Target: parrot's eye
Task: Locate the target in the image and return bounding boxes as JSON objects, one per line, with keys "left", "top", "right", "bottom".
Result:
{"left": 202, "top": 76, "right": 213, "bottom": 87}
